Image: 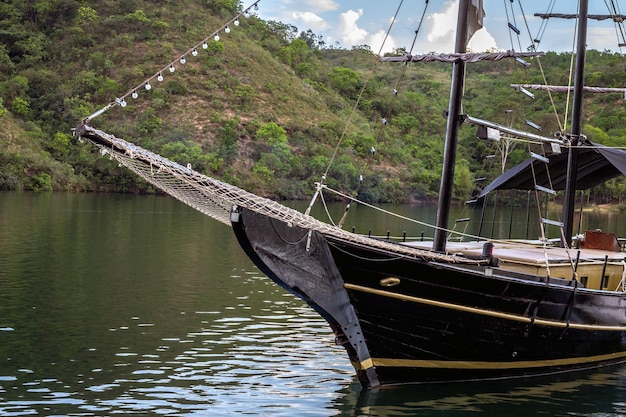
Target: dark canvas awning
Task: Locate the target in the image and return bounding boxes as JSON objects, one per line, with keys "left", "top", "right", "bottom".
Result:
{"left": 479, "top": 142, "right": 626, "bottom": 197}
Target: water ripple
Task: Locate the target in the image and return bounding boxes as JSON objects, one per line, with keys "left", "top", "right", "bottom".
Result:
{"left": 2, "top": 194, "right": 625, "bottom": 416}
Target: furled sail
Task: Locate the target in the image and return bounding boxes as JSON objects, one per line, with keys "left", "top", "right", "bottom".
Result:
{"left": 535, "top": 13, "right": 626, "bottom": 21}
{"left": 511, "top": 84, "right": 626, "bottom": 99}
{"left": 381, "top": 51, "right": 543, "bottom": 64}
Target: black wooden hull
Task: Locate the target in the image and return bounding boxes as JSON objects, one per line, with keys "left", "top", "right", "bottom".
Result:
{"left": 231, "top": 207, "right": 626, "bottom": 388}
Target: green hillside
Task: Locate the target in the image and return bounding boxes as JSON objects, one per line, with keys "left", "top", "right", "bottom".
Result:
{"left": 1, "top": 0, "right": 626, "bottom": 204}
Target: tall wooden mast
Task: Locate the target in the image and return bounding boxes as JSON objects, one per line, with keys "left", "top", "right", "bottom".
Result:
{"left": 433, "top": 0, "right": 471, "bottom": 252}
{"left": 562, "top": 0, "right": 588, "bottom": 246}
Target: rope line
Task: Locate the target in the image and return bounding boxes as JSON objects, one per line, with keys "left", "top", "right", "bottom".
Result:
{"left": 307, "top": 0, "right": 411, "bottom": 222}
{"left": 335, "top": 0, "right": 430, "bottom": 228}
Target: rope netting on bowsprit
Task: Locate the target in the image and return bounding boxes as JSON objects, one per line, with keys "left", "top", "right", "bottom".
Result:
{"left": 75, "top": 124, "right": 471, "bottom": 264}
{"left": 75, "top": 124, "right": 284, "bottom": 228}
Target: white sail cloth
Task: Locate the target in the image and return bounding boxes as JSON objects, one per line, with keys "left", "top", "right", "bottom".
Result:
{"left": 467, "top": 0, "right": 485, "bottom": 45}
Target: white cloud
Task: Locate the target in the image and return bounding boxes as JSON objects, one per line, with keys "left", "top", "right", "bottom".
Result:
{"left": 280, "top": 0, "right": 338, "bottom": 13}
{"left": 467, "top": 28, "right": 498, "bottom": 52}
{"left": 369, "top": 30, "right": 396, "bottom": 54}
{"left": 303, "top": 0, "right": 339, "bottom": 13}
{"left": 337, "top": 9, "right": 396, "bottom": 53}
{"left": 587, "top": 27, "right": 619, "bottom": 52}
{"left": 339, "top": 9, "right": 368, "bottom": 45}
{"left": 292, "top": 11, "right": 329, "bottom": 30}
{"left": 425, "top": 1, "right": 457, "bottom": 52}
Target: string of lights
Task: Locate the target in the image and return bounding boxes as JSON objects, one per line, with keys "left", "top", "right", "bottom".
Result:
{"left": 84, "top": 0, "right": 261, "bottom": 122}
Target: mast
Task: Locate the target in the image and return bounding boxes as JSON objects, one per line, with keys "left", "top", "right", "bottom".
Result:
{"left": 433, "top": 0, "right": 471, "bottom": 252}
{"left": 562, "top": 0, "right": 588, "bottom": 247}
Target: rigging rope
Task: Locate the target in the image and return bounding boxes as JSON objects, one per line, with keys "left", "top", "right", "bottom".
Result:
{"left": 606, "top": 0, "right": 626, "bottom": 78}
{"left": 337, "top": 1, "right": 432, "bottom": 224}
{"left": 517, "top": 0, "right": 566, "bottom": 133}
{"left": 317, "top": 0, "right": 407, "bottom": 179}
{"left": 317, "top": 0, "right": 431, "bottom": 228}
{"left": 514, "top": 0, "right": 626, "bottom": 273}
{"left": 530, "top": 0, "right": 557, "bottom": 50}
{"left": 486, "top": 0, "right": 601, "bottom": 278}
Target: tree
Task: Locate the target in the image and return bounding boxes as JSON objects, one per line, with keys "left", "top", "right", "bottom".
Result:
{"left": 299, "top": 29, "right": 323, "bottom": 49}
{"left": 219, "top": 120, "right": 239, "bottom": 164}
{"left": 329, "top": 67, "right": 362, "bottom": 100}
{"left": 265, "top": 21, "right": 298, "bottom": 42}
{"left": 207, "top": 0, "right": 240, "bottom": 15}
{"left": 11, "top": 97, "right": 30, "bottom": 118}
{"left": 0, "top": 44, "right": 15, "bottom": 73}
{"left": 256, "top": 122, "right": 287, "bottom": 146}
{"left": 75, "top": 6, "right": 98, "bottom": 25}
{"left": 277, "top": 38, "right": 312, "bottom": 69}
{"left": 453, "top": 159, "right": 474, "bottom": 201}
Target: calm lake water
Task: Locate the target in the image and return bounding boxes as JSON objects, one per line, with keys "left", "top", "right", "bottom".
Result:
{"left": 1, "top": 191, "right": 625, "bottom": 416}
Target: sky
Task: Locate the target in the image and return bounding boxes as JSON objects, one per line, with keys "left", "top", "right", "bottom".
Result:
{"left": 252, "top": 0, "right": 626, "bottom": 54}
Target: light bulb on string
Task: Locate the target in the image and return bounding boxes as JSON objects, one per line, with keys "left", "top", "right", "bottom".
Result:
{"left": 254, "top": 3, "right": 258, "bottom": 11}
{"left": 244, "top": 9, "right": 250, "bottom": 18}
{"left": 145, "top": 81, "right": 152, "bottom": 91}
{"left": 180, "top": 56, "right": 186, "bottom": 65}
{"left": 120, "top": 98, "right": 127, "bottom": 107}
{"left": 192, "top": 48, "right": 198, "bottom": 56}
{"left": 202, "top": 40, "right": 208, "bottom": 49}
{"left": 234, "top": 18, "right": 239, "bottom": 26}
{"left": 225, "top": 25, "right": 230, "bottom": 34}
{"left": 157, "top": 72, "right": 164, "bottom": 82}
{"left": 169, "top": 64, "right": 175, "bottom": 73}
{"left": 132, "top": 90, "right": 138, "bottom": 99}
{"left": 214, "top": 33, "right": 220, "bottom": 41}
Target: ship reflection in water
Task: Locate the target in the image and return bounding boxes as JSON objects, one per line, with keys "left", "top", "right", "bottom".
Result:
{"left": 342, "top": 365, "right": 626, "bottom": 416}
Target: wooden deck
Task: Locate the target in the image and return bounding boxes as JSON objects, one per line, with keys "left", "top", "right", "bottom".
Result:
{"left": 403, "top": 239, "right": 626, "bottom": 289}
{"left": 405, "top": 240, "right": 623, "bottom": 262}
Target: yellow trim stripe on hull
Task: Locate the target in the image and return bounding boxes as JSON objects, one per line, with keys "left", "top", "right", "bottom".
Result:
{"left": 353, "top": 351, "right": 626, "bottom": 371}
{"left": 344, "top": 283, "right": 626, "bottom": 331}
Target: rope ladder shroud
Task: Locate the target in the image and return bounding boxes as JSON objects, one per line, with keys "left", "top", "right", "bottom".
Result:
{"left": 76, "top": 125, "right": 483, "bottom": 265}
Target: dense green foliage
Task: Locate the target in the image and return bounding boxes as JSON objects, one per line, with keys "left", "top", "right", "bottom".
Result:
{"left": 1, "top": 0, "right": 626, "bottom": 204}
